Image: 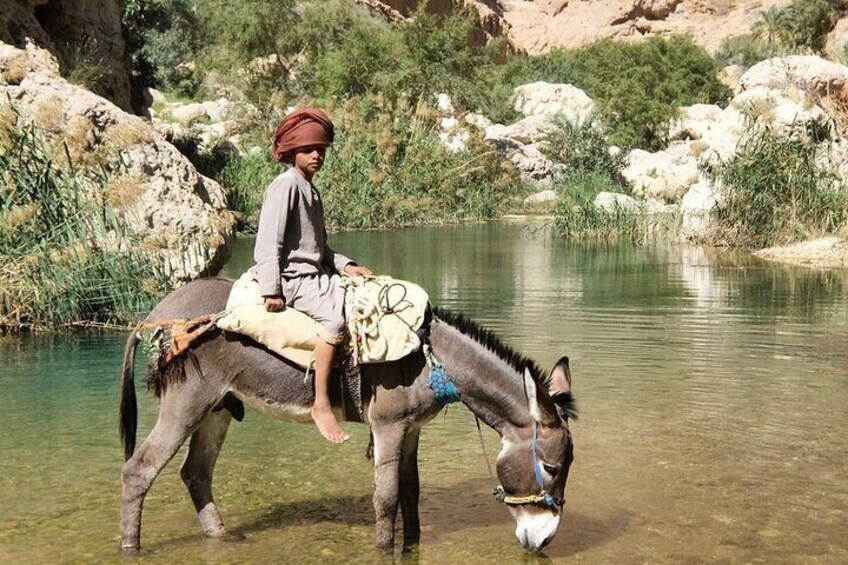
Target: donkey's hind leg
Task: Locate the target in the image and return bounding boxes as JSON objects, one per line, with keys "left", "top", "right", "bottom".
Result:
{"left": 180, "top": 403, "right": 243, "bottom": 541}
{"left": 120, "top": 365, "right": 221, "bottom": 552}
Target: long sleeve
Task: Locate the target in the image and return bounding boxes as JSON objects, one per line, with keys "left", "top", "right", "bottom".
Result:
{"left": 252, "top": 177, "right": 295, "bottom": 296}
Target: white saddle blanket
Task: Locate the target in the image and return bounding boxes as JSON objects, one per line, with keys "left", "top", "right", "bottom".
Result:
{"left": 216, "top": 274, "right": 429, "bottom": 368}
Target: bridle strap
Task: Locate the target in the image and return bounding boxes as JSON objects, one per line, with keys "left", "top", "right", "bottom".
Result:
{"left": 492, "top": 421, "right": 561, "bottom": 509}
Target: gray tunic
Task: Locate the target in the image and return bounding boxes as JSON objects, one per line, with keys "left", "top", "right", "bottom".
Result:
{"left": 248, "top": 168, "right": 353, "bottom": 336}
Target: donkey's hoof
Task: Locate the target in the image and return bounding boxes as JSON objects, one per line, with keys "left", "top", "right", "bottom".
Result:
{"left": 209, "top": 530, "right": 246, "bottom": 543}
{"left": 120, "top": 543, "right": 141, "bottom": 555}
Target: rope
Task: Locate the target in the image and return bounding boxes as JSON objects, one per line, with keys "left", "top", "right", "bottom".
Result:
{"left": 475, "top": 416, "right": 495, "bottom": 480}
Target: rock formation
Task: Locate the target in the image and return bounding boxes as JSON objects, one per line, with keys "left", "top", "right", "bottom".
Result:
{"left": 1, "top": 32, "right": 235, "bottom": 281}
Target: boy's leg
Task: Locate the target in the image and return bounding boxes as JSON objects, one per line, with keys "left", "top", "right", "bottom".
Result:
{"left": 311, "top": 340, "right": 349, "bottom": 444}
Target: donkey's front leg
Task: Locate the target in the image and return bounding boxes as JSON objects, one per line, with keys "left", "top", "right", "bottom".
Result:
{"left": 371, "top": 423, "right": 405, "bottom": 553}
{"left": 399, "top": 428, "right": 421, "bottom": 551}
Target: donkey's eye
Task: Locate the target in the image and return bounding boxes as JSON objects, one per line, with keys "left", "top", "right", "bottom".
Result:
{"left": 542, "top": 463, "right": 559, "bottom": 477}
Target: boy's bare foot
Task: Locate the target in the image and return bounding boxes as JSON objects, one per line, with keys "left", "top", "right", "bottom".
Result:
{"left": 311, "top": 404, "right": 349, "bottom": 444}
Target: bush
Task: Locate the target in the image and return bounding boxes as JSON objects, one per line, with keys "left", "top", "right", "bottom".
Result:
{"left": 548, "top": 172, "right": 642, "bottom": 240}
{"left": 219, "top": 148, "right": 281, "bottom": 231}
{"left": 706, "top": 126, "right": 848, "bottom": 247}
{"left": 715, "top": 34, "right": 779, "bottom": 69}
{"left": 540, "top": 117, "right": 625, "bottom": 181}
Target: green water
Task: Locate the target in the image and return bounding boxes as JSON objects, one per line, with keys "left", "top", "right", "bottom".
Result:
{"left": 1, "top": 223, "right": 847, "bottom": 563}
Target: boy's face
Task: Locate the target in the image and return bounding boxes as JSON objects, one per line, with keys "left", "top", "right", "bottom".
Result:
{"left": 294, "top": 146, "right": 326, "bottom": 177}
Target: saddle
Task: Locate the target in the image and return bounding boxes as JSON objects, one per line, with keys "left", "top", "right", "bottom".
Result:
{"left": 216, "top": 273, "right": 430, "bottom": 368}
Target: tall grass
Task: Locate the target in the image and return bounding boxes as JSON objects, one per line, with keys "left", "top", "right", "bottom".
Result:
{"left": 706, "top": 126, "right": 848, "bottom": 247}
{"left": 0, "top": 112, "right": 170, "bottom": 332}
{"left": 548, "top": 172, "right": 646, "bottom": 240}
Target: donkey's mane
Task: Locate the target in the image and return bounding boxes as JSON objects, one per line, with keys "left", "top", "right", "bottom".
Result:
{"left": 432, "top": 306, "right": 550, "bottom": 388}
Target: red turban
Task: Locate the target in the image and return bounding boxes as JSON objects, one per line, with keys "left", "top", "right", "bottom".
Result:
{"left": 271, "top": 108, "right": 335, "bottom": 163}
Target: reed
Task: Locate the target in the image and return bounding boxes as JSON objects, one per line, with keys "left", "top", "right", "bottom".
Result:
{"left": 549, "top": 172, "right": 646, "bottom": 240}
{"left": 0, "top": 114, "right": 170, "bottom": 333}
{"left": 706, "top": 126, "right": 848, "bottom": 247}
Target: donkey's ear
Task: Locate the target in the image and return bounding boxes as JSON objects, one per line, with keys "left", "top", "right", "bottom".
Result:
{"left": 549, "top": 356, "right": 572, "bottom": 397}
{"left": 524, "top": 367, "right": 543, "bottom": 423}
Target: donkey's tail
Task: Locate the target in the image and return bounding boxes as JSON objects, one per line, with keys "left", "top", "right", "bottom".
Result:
{"left": 119, "top": 326, "right": 141, "bottom": 461}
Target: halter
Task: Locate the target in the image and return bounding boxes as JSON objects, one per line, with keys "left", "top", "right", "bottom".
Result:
{"left": 492, "top": 421, "right": 562, "bottom": 510}
{"left": 423, "top": 349, "right": 561, "bottom": 510}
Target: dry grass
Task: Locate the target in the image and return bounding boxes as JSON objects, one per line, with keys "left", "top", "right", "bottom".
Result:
{"left": 58, "top": 115, "right": 95, "bottom": 170}
{"left": 815, "top": 83, "right": 848, "bottom": 137}
{"left": 0, "top": 50, "right": 28, "bottom": 85}
{"left": 102, "top": 119, "right": 153, "bottom": 149}
{"left": 31, "top": 96, "right": 65, "bottom": 132}
{"left": 105, "top": 174, "right": 146, "bottom": 209}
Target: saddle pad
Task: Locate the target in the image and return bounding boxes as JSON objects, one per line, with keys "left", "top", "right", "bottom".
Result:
{"left": 341, "top": 276, "right": 429, "bottom": 364}
{"left": 216, "top": 273, "right": 334, "bottom": 368}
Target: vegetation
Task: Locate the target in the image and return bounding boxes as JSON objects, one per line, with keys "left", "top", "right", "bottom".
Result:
{"left": 716, "top": 0, "right": 846, "bottom": 68}
{"left": 504, "top": 36, "right": 731, "bottom": 150}
{"left": 0, "top": 107, "right": 169, "bottom": 333}
{"left": 222, "top": 96, "right": 522, "bottom": 231}
{"left": 706, "top": 126, "right": 848, "bottom": 248}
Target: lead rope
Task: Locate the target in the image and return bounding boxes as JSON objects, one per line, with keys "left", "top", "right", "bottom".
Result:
{"left": 475, "top": 415, "right": 496, "bottom": 480}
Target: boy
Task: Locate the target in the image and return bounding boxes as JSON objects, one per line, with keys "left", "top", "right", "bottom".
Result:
{"left": 249, "top": 108, "right": 371, "bottom": 444}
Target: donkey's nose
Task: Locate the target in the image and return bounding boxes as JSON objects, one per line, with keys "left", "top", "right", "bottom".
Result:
{"left": 515, "top": 511, "right": 560, "bottom": 552}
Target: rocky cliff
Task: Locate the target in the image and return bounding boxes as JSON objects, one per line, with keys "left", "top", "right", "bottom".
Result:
{"left": 362, "top": 0, "right": 792, "bottom": 54}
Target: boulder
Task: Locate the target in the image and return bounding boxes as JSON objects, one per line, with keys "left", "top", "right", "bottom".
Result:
{"left": 1, "top": 0, "right": 133, "bottom": 111}
{"left": 739, "top": 56, "right": 848, "bottom": 97}
{"left": 623, "top": 142, "right": 700, "bottom": 202}
{"left": 524, "top": 190, "right": 558, "bottom": 205}
{"left": 511, "top": 144, "right": 554, "bottom": 182}
{"left": 668, "top": 104, "right": 724, "bottom": 141}
{"left": 681, "top": 178, "right": 717, "bottom": 238}
{"left": 594, "top": 192, "right": 639, "bottom": 212}
{"left": 1, "top": 40, "right": 235, "bottom": 282}
{"left": 513, "top": 81, "right": 595, "bottom": 123}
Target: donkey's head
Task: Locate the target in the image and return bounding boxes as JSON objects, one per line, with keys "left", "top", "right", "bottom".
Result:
{"left": 494, "top": 357, "right": 575, "bottom": 552}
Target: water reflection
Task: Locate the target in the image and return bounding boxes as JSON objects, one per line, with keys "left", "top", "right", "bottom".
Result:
{"left": 2, "top": 222, "right": 847, "bottom": 563}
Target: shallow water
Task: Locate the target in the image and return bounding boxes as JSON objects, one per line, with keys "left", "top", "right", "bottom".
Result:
{"left": 1, "top": 222, "right": 847, "bottom": 563}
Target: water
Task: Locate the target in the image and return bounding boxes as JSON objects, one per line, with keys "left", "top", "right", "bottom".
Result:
{"left": 1, "top": 222, "right": 847, "bottom": 563}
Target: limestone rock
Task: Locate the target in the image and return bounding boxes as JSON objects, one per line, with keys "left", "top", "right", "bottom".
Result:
{"left": 1, "top": 40, "right": 235, "bottom": 282}
{"left": 513, "top": 81, "right": 595, "bottom": 123}
{"left": 755, "top": 237, "right": 848, "bottom": 269}
{"left": 594, "top": 192, "right": 639, "bottom": 212}
{"left": 524, "top": 189, "right": 558, "bottom": 205}
{"left": 1, "top": 0, "right": 133, "bottom": 110}
{"left": 511, "top": 144, "right": 554, "bottom": 182}
{"left": 623, "top": 142, "right": 700, "bottom": 202}
{"left": 680, "top": 178, "right": 717, "bottom": 238}
{"left": 739, "top": 56, "right": 848, "bottom": 97}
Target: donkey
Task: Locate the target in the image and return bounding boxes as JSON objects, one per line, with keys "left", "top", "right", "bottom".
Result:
{"left": 119, "top": 277, "right": 576, "bottom": 554}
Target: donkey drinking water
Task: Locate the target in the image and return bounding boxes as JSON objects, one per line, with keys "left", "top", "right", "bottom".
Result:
{"left": 119, "top": 277, "right": 576, "bottom": 554}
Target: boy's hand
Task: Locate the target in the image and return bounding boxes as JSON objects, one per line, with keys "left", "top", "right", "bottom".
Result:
{"left": 344, "top": 265, "right": 372, "bottom": 277}
{"left": 264, "top": 296, "right": 286, "bottom": 312}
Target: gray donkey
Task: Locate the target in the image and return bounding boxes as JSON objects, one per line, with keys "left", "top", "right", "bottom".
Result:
{"left": 119, "top": 277, "right": 576, "bottom": 554}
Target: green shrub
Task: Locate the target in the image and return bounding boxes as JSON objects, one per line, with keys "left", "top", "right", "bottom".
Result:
{"left": 706, "top": 126, "right": 848, "bottom": 247}
{"left": 0, "top": 111, "right": 169, "bottom": 332}
{"left": 540, "top": 116, "right": 625, "bottom": 181}
{"left": 549, "top": 171, "right": 642, "bottom": 240}
{"left": 715, "top": 34, "right": 780, "bottom": 69}
{"left": 219, "top": 148, "right": 281, "bottom": 231}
